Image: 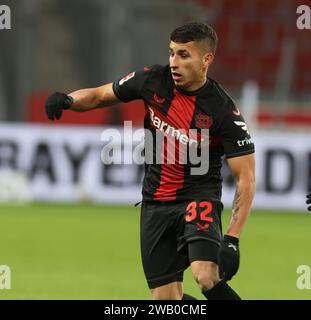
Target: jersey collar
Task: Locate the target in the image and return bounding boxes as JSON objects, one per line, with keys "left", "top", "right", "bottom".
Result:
{"left": 175, "top": 78, "right": 210, "bottom": 96}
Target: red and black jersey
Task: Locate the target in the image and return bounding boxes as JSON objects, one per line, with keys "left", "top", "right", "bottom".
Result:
{"left": 113, "top": 65, "right": 255, "bottom": 203}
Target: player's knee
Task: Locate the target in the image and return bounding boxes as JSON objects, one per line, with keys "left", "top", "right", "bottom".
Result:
{"left": 194, "top": 272, "right": 219, "bottom": 291}
{"left": 191, "top": 261, "right": 220, "bottom": 291}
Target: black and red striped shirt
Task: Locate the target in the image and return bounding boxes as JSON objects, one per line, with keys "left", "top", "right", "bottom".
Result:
{"left": 113, "top": 65, "right": 255, "bottom": 202}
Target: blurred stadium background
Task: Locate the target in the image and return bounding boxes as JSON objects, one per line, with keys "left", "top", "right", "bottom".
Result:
{"left": 0, "top": 0, "right": 311, "bottom": 299}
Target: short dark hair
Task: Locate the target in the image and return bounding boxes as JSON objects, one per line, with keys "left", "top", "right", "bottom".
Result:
{"left": 170, "top": 22, "right": 218, "bottom": 54}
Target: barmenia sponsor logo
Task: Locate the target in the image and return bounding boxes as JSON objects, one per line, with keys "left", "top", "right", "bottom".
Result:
{"left": 148, "top": 107, "right": 207, "bottom": 147}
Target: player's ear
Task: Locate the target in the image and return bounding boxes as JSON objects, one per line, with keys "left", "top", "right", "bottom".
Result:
{"left": 204, "top": 52, "right": 214, "bottom": 66}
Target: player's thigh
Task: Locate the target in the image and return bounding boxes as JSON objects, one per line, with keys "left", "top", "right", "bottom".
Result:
{"left": 177, "top": 199, "right": 223, "bottom": 262}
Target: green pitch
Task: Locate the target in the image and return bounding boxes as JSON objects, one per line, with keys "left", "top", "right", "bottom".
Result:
{"left": 0, "top": 203, "right": 310, "bottom": 300}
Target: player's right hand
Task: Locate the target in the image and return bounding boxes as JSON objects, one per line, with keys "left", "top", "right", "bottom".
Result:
{"left": 306, "top": 194, "right": 311, "bottom": 211}
{"left": 45, "top": 92, "right": 73, "bottom": 120}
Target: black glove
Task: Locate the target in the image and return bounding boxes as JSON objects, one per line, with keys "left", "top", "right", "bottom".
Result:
{"left": 45, "top": 92, "right": 73, "bottom": 120}
{"left": 306, "top": 194, "right": 311, "bottom": 211}
{"left": 218, "top": 235, "right": 240, "bottom": 281}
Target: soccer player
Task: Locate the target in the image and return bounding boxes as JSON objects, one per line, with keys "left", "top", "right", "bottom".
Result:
{"left": 45, "top": 22, "right": 256, "bottom": 300}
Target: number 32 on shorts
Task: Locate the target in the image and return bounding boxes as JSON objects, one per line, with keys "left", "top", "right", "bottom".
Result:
{"left": 185, "top": 201, "right": 214, "bottom": 232}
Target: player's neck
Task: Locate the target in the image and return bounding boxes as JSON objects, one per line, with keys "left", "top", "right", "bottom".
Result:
{"left": 179, "top": 76, "right": 208, "bottom": 92}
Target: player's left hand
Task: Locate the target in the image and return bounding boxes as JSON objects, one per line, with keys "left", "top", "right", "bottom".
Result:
{"left": 218, "top": 235, "right": 240, "bottom": 281}
{"left": 306, "top": 194, "right": 311, "bottom": 211}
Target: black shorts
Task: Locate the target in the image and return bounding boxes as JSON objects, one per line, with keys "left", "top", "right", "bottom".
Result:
{"left": 140, "top": 199, "right": 223, "bottom": 289}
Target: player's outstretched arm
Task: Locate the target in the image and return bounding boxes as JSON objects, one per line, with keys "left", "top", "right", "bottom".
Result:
{"left": 45, "top": 83, "right": 120, "bottom": 120}
{"left": 68, "top": 83, "right": 120, "bottom": 111}
{"left": 218, "top": 153, "right": 255, "bottom": 281}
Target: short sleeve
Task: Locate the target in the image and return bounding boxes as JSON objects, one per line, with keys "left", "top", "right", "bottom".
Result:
{"left": 219, "top": 102, "right": 255, "bottom": 159}
{"left": 113, "top": 67, "right": 151, "bottom": 103}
